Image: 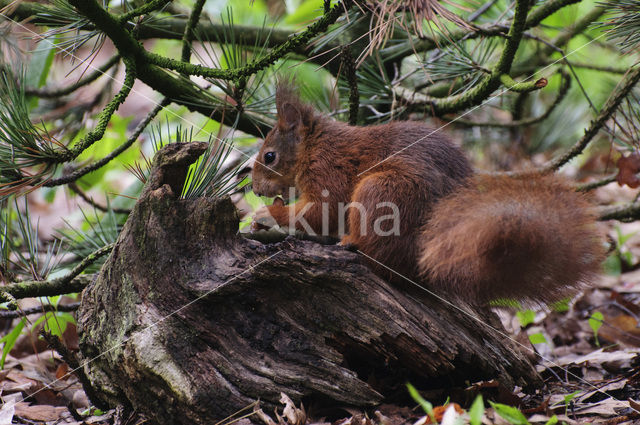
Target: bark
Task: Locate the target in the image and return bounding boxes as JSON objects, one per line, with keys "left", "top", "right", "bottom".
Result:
{"left": 77, "top": 142, "right": 540, "bottom": 424}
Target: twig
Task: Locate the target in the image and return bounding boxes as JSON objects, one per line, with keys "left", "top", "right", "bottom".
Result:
{"left": 68, "top": 182, "right": 131, "bottom": 214}
{"left": 341, "top": 46, "right": 359, "bottom": 125}
{"left": 599, "top": 201, "right": 640, "bottom": 222}
{"left": 576, "top": 174, "right": 617, "bottom": 192}
{"left": 0, "top": 302, "right": 80, "bottom": 319}
{"left": 117, "top": 0, "right": 172, "bottom": 24}
{"left": 24, "top": 56, "right": 120, "bottom": 98}
{"left": 180, "top": 0, "right": 206, "bottom": 64}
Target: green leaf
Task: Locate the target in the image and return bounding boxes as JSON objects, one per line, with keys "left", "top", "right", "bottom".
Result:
{"left": 45, "top": 312, "right": 75, "bottom": 338}
{"left": 407, "top": 383, "right": 435, "bottom": 422}
{"left": 489, "top": 401, "right": 530, "bottom": 425}
{"left": 0, "top": 318, "right": 26, "bottom": 369}
{"left": 544, "top": 414, "right": 559, "bottom": 425}
{"left": 603, "top": 254, "right": 622, "bottom": 276}
{"left": 616, "top": 226, "right": 637, "bottom": 246}
{"left": 528, "top": 332, "right": 548, "bottom": 345}
{"left": 516, "top": 309, "right": 535, "bottom": 327}
{"left": 551, "top": 298, "right": 570, "bottom": 313}
{"left": 25, "top": 40, "right": 57, "bottom": 89}
{"left": 588, "top": 311, "right": 603, "bottom": 347}
{"left": 469, "top": 395, "right": 484, "bottom": 425}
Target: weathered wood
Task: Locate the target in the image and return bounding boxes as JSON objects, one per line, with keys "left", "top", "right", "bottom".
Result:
{"left": 77, "top": 142, "right": 540, "bottom": 424}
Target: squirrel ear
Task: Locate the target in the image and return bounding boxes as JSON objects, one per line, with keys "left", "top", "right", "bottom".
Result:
{"left": 280, "top": 102, "right": 301, "bottom": 130}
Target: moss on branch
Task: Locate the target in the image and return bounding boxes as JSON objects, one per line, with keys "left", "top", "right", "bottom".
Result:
{"left": 143, "top": 0, "right": 347, "bottom": 80}
{"left": 58, "top": 57, "right": 136, "bottom": 162}
{"left": 117, "top": 0, "right": 173, "bottom": 24}
{"left": 499, "top": 74, "right": 548, "bottom": 93}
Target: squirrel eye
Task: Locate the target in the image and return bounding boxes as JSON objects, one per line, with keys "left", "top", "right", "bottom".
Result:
{"left": 264, "top": 151, "right": 276, "bottom": 164}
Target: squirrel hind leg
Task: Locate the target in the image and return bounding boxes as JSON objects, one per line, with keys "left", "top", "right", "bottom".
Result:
{"left": 345, "top": 170, "right": 427, "bottom": 280}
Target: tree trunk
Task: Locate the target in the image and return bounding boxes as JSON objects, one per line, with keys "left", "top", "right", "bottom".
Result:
{"left": 77, "top": 142, "right": 540, "bottom": 425}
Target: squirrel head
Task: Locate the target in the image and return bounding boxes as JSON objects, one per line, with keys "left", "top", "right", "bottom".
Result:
{"left": 252, "top": 83, "right": 314, "bottom": 199}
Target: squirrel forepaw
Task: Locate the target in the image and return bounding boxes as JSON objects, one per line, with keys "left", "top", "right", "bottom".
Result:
{"left": 338, "top": 236, "right": 359, "bottom": 252}
{"left": 252, "top": 206, "right": 278, "bottom": 230}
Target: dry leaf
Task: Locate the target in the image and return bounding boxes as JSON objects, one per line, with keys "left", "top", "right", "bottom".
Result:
{"left": 616, "top": 152, "right": 640, "bottom": 188}
{"left": 13, "top": 402, "right": 66, "bottom": 422}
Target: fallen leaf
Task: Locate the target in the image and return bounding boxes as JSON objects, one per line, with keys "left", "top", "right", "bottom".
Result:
{"left": 616, "top": 152, "right": 640, "bottom": 188}
{"left": 13, "top": 402, "right": 66, "bottom": 422}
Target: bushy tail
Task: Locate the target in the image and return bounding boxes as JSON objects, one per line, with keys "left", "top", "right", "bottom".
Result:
{"left": 418, "top": 174, "right": 604, "bottom": 305}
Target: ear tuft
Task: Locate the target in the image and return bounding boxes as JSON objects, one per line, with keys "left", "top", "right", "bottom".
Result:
{"left": 276, "top": 79, "right": 315, "bottom": 131}
{"left": 281, "top": 102, "right": 301, "bottom": 130}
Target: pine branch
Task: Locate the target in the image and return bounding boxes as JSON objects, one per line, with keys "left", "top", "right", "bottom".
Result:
{"left": 406, "top": 0, "right": 532, "bottom": 115}
{"left": 44, "top": 99, "right": 167, "bottom": 186}
{"left": 499, "top": 74, "right": 548, "bottom": 93}
{"left": 58, "top": 56, "right": 137, "bottom": 162}
{"left": 382, "top": 0, "right": 582, "bottom": 60}
{"left": 143, "top": 0, "right": 348, "bottom": 80}
{"left": 450, "top": 70, "right": 570, "bottom": 127}
{"left": 180, "top": 0, "right": 206, "bottom": 63}
{"left": 68, "top": 182, "right": 131, "bottom": 215}
{"left": 543, "top": 65, "right": 640, "bottom": 172}
{"left": 341, "top": 46, "right": 359, "bottom": 125}
{"left": 0, "top": 244, "right": 112, "bottom": 301}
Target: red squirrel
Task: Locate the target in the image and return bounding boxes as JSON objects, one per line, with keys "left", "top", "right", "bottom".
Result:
{"left": 251, "top": 84, "right": 604, "bottom": 304}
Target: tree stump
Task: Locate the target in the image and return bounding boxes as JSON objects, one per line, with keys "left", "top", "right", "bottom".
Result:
{"left": 77, "top": 142, "right": 540, "bottom": 424}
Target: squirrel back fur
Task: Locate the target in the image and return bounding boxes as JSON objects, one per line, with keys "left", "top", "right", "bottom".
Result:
{"left": 251, "top": 84, "right": 604, "bottom": 305}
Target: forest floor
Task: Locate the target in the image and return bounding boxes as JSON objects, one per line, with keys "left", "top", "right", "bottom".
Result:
{"left": 1, "top": 178, "right": 640, "bottom": 425}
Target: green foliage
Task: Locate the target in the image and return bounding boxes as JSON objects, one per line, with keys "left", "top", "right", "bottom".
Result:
{"left": 57, "top": 204, "right": 121, "bottom": 273}
{"left": 74, "top": 114, "right": 136, "bottom": 189}
{"left": 488, "top": 401, "right": 530, "bottom": 425}
{"left": 11, "top": 198, "right": 62, "bottom": 280}
{"left": 33, "top": 311, "right": 76, "bottom": 338}
{"left": 468, "top": 395, "right": 484, "bottom": 425}
{"left": 550, "top": 298, "right": 570, "bottom": 313}
{"left": 599, "top": 0, "right": 640, "bottom": 53}
{"left": 516, "top": 309, "right": 535, "bottom": 327}
{"left": 588, "top": 311, "right": 604, "bottom": 346}
{"left": 181, "top": 138, "right": 248, "bottom": 199}
{"left": 603, "top": 226, "right": 636, "bottom": 276}
{"left": 528, "top": 332, "right": 548, "bottom": 345}
{"left": 0, "top": 69, "right": 61, "bottom": 194}
{"left": 0, "top": 318, "right": 26, "bottom": 369}
{"left": 406, "top": 383, "right": 436, "bottom": 423}
{"left": 25, "top": 38, "right": 56, "bottom": 90}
